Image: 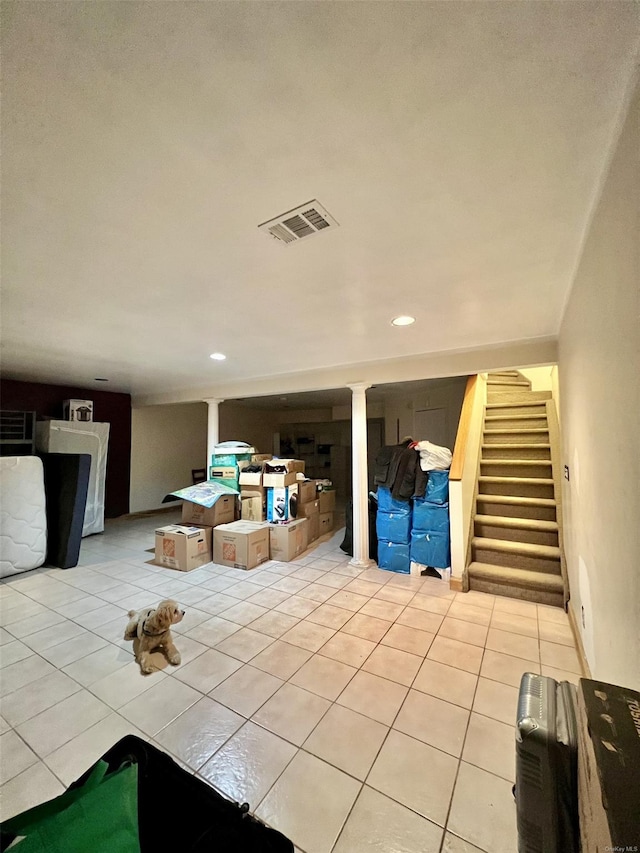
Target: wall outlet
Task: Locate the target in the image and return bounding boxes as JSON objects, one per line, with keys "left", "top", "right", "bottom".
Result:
{"left": 564, "top": 465, "right": 570, "bottom": 481}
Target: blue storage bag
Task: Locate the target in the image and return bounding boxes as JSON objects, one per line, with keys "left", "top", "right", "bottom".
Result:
{"left": 412, "top": 501, "right": 450, "bottom": 534}
{"left": 376, "top": 487, "right": 411, "bottom": 515}
{"left": 376, "top": 511, "right": 411, "bottom": 544}
{"left": 424, "top": 470, "right": 450, "bottom": 505}
{"left": 377, "top": 540, "right": 411, "bottom": 574}
{"left": 410, "top": 530, "right": 451, "bottom": 569}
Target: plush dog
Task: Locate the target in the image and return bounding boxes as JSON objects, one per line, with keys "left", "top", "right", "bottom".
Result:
{"left": 124, "top": 599, "right": 185, "bottom": 674}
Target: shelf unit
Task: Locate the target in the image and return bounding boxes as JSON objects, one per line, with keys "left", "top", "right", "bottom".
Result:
{"left": 0, "top": 411, "right": 36, "bottom": 456}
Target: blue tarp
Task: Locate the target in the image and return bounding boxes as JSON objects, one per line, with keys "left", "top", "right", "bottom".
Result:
{"left": 376, "top": 512, "right": 411, "bottom": 544}
{"left": 424, "top": 470, "right": 450, "bottom": 505}
{"left": 412, "top": 501, "right": 450, "bottom": 534}
{"left": 410, "top": 530, "right": 451, "bottom": 569}
{"left": 376, "top": 487, "right": 411, "bottom": 514}
{"left": 377, "top": 540, "right": 411, "bottom": 574}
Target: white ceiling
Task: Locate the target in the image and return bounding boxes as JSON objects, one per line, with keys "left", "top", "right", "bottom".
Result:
{"left": 1, "top": 2, "right": 638, "bottom": 403}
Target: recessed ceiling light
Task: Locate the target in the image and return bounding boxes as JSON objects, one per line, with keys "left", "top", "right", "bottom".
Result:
{"left": 391, "top": 315, "right": 416, "bottom": 327}
{"left": 209, "top": 352, "right": 226, "bottom": 361}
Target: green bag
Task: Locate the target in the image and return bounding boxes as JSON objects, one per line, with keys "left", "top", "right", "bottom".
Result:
{"left": 3, "top": 760, "right": 140, "bottom": 853}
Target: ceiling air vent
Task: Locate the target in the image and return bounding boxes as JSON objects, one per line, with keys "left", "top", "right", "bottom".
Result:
{"left": 258, "top": 200, "right": 338, "bottom": 245}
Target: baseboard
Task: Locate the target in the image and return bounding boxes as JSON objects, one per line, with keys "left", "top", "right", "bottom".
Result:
{"left": 117, "top": 505, "right": 181, "bottom": 521}
{"left": 568, "top": 604, "right": 592, "bottom": 678}
{"left": 449, "top": 577, "right": 463, "bottom": 592}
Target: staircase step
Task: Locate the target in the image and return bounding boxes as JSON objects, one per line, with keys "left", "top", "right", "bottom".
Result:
{"left": 486, "top": 402, "right": 547, "bottom": 416}
{"left": 476, "top": 494, "right": 557, "bottom": 522}
{"left": 483, "top": 429, "right": 550, "bottom": 444}
{"left": 487, "top": 371, "right": 520, "bottom": 378}
{"left": 478, "top": 476, "right": 555, "bottom": 500}
{"left": 487, "top": 391, "right": 552, "bottom": 404}
{"left": 487, "top": 380, "right": 531, "bottom": 388}
{"left": 480, "top": 459, "right": 553, "bottom": 478}
{"left": 467, "top": 561, "right": 564, "bottom": 607}
{"left": 472, "top": 537, "right": 561, "bottom": 574}
{"left": 474, "top": 515, "right": 559, "bottom": 547}
{"left": 485, "top": 414, "right": 548, "bottom": 430}
{"left": 482, "top": 444, "right": 551, "bottom": 460}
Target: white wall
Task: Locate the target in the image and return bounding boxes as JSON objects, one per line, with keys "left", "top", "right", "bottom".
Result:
{"left": 558, "top": 78, "right": 639, "bottom": 689}
{"left": 130, "top": 402, "right": 207, "bottom": 512}
{"left": 518, "top": 366, "right": 554, "bottom": 392}
{"left": 383, "top": 377, "right": 468, "bottom": 451}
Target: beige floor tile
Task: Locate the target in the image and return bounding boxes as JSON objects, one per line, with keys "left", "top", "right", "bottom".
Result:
{"left": 446, "top": 601, "right": 492, "bottom": 627}
{"left": 271, "top": 577, "right": 310, "bottom": 595}
{"left": 419, "top": 578, "right": 456, "bottom": 598}
{"left": 537, "top": 620, "right": 575, "bottom": 647}
{"left": 333, "top": 785, "right": 444, "bottom": 853}
{"left": 252, "top": 682, "right": 330, "bottom": 746}
{"left": 490, "top": 610, "right": 539, "bottom": 638}
{"left": 438, "top": 617, "right": 488, "bottom": 649}
{"left": 38, "top": 632, "right": 109, "bottom": 668}
{"left": 209, "top": 665, "right": 283, "bottom": 717}
{"left": 246, "top": 588, "right": 290, "bottom": 609}
{"left": 2, "top": 639, "right": 40, "bottom": 668}
{"left": 343, "top": 579, "right": 382, "bottom": 598}
{"left": 319, "top": 632, "right": 376, "bottom": 667}
{"left": 540, "top": 664, "right": 580, "bottom": 685}
{"left": 250, "top": 640, "right": 313, "bottom": 680}
{"left": 358, "top": 598, "right": 405, "bottom": 621}
{"left": 44, "top": 712, "right": 144, "bottom": 785}
{"left": 214, "top": 627, "right": 275, "bottom": 662}
{"left": 0, "top": 730, "right": 38, "bottom": 785}
{"left": 199, "top": 720, "right": 297, "bottom": 805}
{"left": 0, "top": 761, "right": 65, "bottom": 822}
{"left": 367, "top": 730, "right": 457, "bottom": 826}
{"left": 537, "top": 604, "right": 569, "bottom": 625}
{"left": 492, "top": 597, "right": 538, "bottom": 619}
{"left": 298, "top": 583, "right": 335, "bottom": 603}
{"left": 316, "top": 573, "right": 351, "bottom": 590}
{"left": 396, "top": 606, "right": 444, "bottom": 634}
{"left": 197, "top": 592, "right": 241, "bottom": 616}
{"left": 172, "top": 648, "right": 242, "bottom": 693}
{"left": 356, "top": 568, "right": 390, "bottom": 585}
{"left": 394, "top": 690, "right": 470, "bottom": 757}
{"left": 336, "top": 670, "right": 408, "bottom": 725}
{"left": 462, "top": 713, "right": 516, "bottom": 782}
{"left": 473, "top": 677, "right": 519, "bottom": 726}
{"left": 4, "top": 610, "right": 64, "bottom": 639}
{"left": 374, "top": 586, "right": 416, "bottom": 606}
{"left": 427, "top": 636, "right": 483, "bottom": 674}
{"left": 304, "top": 704, "right": 388, "bottom": 780}
{"left": 381, "top": 624, "right": 435, "bottom": 656}
{"left": 16, "top": 689, "right": 111, "bottom": 757}
{"left": 248, "top": 610, "right": 300, "bottom": 639}
{"left": 306, "top": 603, "right": 354, "bottom": 630}
{"left": 327, "top": 590, "right": 370, "bottom": 612}
{"left": 290, "top": 654, "right": 357, "bottom": 700}
{"left": 219, "top": 600, "right": 269, "bottom": 627}
{"left": 486, "top": 628, "right": 540, "bottom": 661}
{"left": 20, "top": 620, "right": 87, "bottom": 654}
{"left": 275, "top": 595, "right": 321, "bottom": 618}
{"left": 408, "top": 594, "right": 452, "bottom": 616}
{"left": 292, "top": 567, "right": 328, "bottom": 583}
{"left": 442, "top": 832, "right": 485, "bottom": 853}
{"left": 448, "top": 762, "right": 517, "bottom": 853}
{"left": 361, "top": 644, "right": 422, "bottom": 687}
{"left": 342, "top": 612, "right": 392, "bottom": 642}
{"left": 119, "top": 678, "right": 201, "bottom": 736}
{"left": 480, "top": 649, "right": 539, "bottom": 688}
{"left": 155, "top": 697, "right": 243, "bottom": 770}
{"left": 280, "top": 621, "right": 336, "bottom": 653}
{"left": 185, "top": 615, "right": 241, "bottom": 647}
{"left": 90, "top": 660, "right": 167, "bottom": 708}
{"left": 539, "top": 640, "right": 582, "bottom": 673}
{"left": 412, "top": 659, "right": 478, "bottom": 710}
{"left": 225, "top": 581, "right": 266, "bottom": 601}
{"left": 454, "top": 590, "right": 494, "bottom": 610}
{"left": 256, "top": 751, "right": 361, "bottom": 853}
{"left": 0, "top": 671, "right": 82, "bottom": 727}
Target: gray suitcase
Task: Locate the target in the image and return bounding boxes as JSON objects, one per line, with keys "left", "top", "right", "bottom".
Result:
{"left": 515, "top": 672, "right": 579, "bottom": 853}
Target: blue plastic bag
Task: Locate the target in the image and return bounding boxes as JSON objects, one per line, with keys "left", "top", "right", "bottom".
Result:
{"left": 410, "top": 530, "right": 451, "bottom": 569}
{"left": 376, "top": 512, "right": 411, "bottom": 544}
{"left": 424, "top": 470, "right": 450, "bottom": 505}
{"left": 377, "top": 540, "right": 411, "bottom": 574}
{"left": 376, "top": 487, "right": 411, "bottom": 514}
{"left": 412, "top": 501, "right": 450, "bottom": 534}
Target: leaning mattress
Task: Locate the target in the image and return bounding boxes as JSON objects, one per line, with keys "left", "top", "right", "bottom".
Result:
{"left": 0, "top": 456, "right": 47, "bottom": 577}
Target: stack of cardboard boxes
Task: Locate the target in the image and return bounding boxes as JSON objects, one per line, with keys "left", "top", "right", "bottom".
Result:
{"left": 318, "top": 484, "right": 336, "bottom": 535}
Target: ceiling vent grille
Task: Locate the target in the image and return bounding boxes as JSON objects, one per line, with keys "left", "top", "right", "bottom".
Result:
{"left": 259, "top": 200, "right": 338, "bottom": 245}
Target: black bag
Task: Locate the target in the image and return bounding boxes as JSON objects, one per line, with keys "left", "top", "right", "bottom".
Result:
{"left": 340, "top": 494, "right": 378, "bottom": 561}
{"left": 1, "top": 736, "right": 294, "bottom": 853}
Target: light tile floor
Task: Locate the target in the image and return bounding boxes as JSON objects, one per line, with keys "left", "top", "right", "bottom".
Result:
{"left": 0, "top": 509, "right": 582, "bottom": 852}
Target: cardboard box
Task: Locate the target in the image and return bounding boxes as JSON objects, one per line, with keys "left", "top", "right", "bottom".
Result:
{"left": 318, "top": 511, "right": 334, "bottom": 534}
{"left": 266, "top": 485, "right": 299, "bottom": 522}
{"left": 307, "top": 511, "right": 320, "bottom": 543}
{"left": 263, "top": 471, "right": 297, "bottom": 488}
{"left": 297, "top": 499, "right": 319, "bottom": 519}
{"left": 155, "top": 525, "right": 212, "bottom": 571}
{"left": 251, "top": 454, "right": 272, "bottom": 463}
{"left": 578, "top": 679, "right": 640, "bottom": 853}
{"left": 213, "top": 521, "right": 270, "bottom": 570}
{"left": 182, "top": 493, "right": 235, "bottom": 527}
{"left": 297, "top": 480, "right": 317, "bottom": 504}
{"left": 241, "top": 484, "right": 266, "bottom": 501}
{"left": 319, "top": 489, "right": 336, "bottom": 513}
{"left": 63, "top": 399, "right": 94, "bottom": 422}
{"left": 239, "top": 470, "right": 263, "bottom": 486}
{"left": 209, "top": 466, "right": 237, "bottom": 480}
{"left": 264, "top": 459, "right": 305, "bottom": 475}
{"left": 269, "top": 518, "right": 309, "bottom": 562}
{"left": 241, "top": 495, "right": 264, "bottom": 522}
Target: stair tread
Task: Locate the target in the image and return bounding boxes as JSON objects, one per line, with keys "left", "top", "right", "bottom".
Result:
{"left": 485, "top": 414, "right": 547, "bottom": 421}
{"left": 481, "top": 459, "right": 552, "bottom": 466}
{"left": 473, "top": 536, "right": 560, "bottom": 559}
{"left": 479, "top": 476, "right": 555, "bottom": 485}
{"left": 482, "top": 443, "right": 551, "bottom": 449}
{"left": 477, "top": 494, "right": 556, "bottom": 507}
{"left": 484, "top": 428, "right": 549, "bottom": 434}
{"left": 486, "top": 401, "right": 546, "bottom": 409}
{"left": 475, "top": 514, "right": 558, "bottom": 532}
{"left": 468, "top": 562, "right": 564, "bottom": 590}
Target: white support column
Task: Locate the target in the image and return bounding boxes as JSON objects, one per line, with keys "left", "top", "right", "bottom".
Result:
{"left": 203, "top": 398, "right": 224, "bottom": 471}
{"left": 348, "top": 382, "right": 372, "bottom": 568}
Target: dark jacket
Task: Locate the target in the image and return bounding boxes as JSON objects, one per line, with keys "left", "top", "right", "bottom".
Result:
{"left": 374, "top": 442, "right": 427, "bottom": 501}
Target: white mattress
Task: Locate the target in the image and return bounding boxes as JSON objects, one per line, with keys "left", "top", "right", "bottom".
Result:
{"left": 0, "top": 456, "right": 47, "bottom": 577}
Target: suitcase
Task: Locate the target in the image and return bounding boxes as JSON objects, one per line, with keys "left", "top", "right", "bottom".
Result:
{"left": 0, "top": 735, "right": 294, "bottom": 853}
{"left": 514, "top": 672, "right": 579, "bottom": 853}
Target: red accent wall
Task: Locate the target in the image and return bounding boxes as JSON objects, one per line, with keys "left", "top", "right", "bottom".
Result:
{"left": 0, "top": 379, "right": 131, "bottom": 518}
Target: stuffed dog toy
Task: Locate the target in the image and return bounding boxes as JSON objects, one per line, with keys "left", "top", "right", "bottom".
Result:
{"left": 124, "top": 599, "right": 185, "bottom": 674}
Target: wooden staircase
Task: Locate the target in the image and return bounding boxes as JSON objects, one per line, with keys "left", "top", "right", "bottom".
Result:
{"left": 467, "top": 370, "right": 565, "bottom": 607}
